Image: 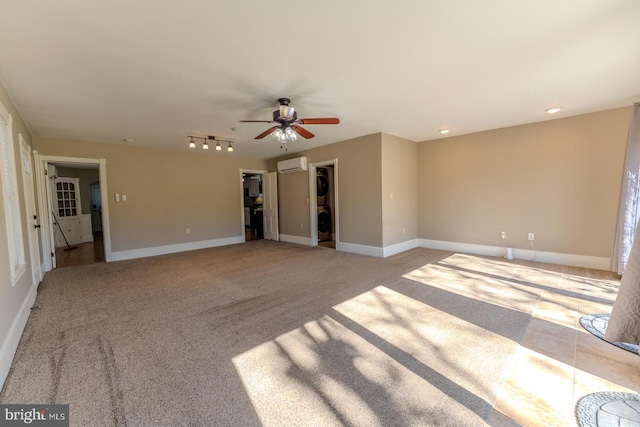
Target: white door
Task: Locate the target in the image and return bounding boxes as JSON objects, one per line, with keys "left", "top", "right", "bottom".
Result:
{"left": 52, "top": 177, "right": 81, "bottom": 246}
{"left": 19, "top": 136, "right": 42, "bottom": 285}
{"left": 262, "top": 172, "right": 279, "bottom": 241}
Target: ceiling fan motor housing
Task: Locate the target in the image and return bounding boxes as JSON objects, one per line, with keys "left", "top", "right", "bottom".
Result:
{"left": 275, "top": 106, "right": 297, "bottom": 122}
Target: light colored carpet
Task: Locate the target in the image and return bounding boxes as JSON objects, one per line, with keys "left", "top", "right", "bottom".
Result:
{"left": 1, "top": 241, "right": 543, "bottom": 426}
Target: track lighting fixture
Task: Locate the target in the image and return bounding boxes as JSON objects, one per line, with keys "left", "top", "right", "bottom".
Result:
{"left": 187, "top": 135, "right": 234, "bottom": 152}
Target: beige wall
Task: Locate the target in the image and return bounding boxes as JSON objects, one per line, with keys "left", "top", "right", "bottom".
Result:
{"left": 276, "top": 169, "right": 313, "bottom": 237}
{"left": 268, "top": 133, "right": 383, "bottom": 247}
{"left": 33, "top": 137, "right": 267, "bottom": 253}
{"left": 381, "top": 134, "right": 418, "bottom": 246}
{"left": 0, "top": 80, "right": 36, "bottom": 386}
{"left": 418, "top": 107, "right": 631, "bottom": 257}
{"left": 55, "top": 166, "right": 99, "bottom": 215}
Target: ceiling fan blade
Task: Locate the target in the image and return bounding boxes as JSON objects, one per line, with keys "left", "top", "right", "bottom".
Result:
{"left": 239, "top": 120, "right": 274, "bottom": 123}
{"left": 255, "top": 126, "right": 278, "bottom": 139}
{"left": 297, "top": 118, "right": 340, "bottom": 125}
{"left": 292, "top": 125, "right": 315, "bottom": 139}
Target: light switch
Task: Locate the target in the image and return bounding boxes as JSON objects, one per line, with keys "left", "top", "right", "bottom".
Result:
{"left": 122, "top": 195, "right": 127, "bottom": 201}
{"left": 115, "top": 194, "right": 120, "bottom": 202}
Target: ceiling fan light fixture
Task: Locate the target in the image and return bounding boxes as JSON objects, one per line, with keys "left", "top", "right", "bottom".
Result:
{"left": 189, "top": 137, "right": 196, "bottom": 148}
{"left": 240, "top": 98, "right": 339, "bottom": 141}
{"left": 285, "top": 126, "right": 297, "bottom": 141}
{"left": 216, "top": 141, "right": 221, "bottom": 151}
{"left": 227, "top": 142, "right": 233, "bottom": 152}
{"left": 203, "top": 141, "right": 209, "bottom": 149}
{"left": 271, "top": 128, "right": 284, "bottom": 142}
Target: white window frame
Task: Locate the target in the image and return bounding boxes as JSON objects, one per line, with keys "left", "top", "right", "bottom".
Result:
{"left": 0, "top": 101, "right": 26, "bottom": 285}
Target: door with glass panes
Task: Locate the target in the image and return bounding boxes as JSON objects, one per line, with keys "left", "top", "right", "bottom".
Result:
{"left": 53, "top": 177, "right": 82, "bottom": 247}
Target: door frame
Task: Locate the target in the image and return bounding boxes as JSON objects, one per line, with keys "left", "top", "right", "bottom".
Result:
{"left": 239, "top": 169, "right": 267, "bottom": 241}
{"left": 309, "top": 159, "right": 339, "bottom": 247}
{"left": 18, "top": 134, "right": 42, "bottom": 286}
{"left": 33, "top": 154, "right": 112, "bottom": 272}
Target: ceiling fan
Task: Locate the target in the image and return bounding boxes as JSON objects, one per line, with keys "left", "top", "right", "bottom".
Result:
{"left": 240, "top": 98, "right": 340, "bottom": 142}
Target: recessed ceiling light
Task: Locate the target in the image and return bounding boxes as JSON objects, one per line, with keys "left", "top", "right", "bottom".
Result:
{"left": 545, "top": 107, "right": 562, "bottom": 114}
{"left": 439, "top": 129, "right": 450, "bottom": 134}
{"left": 123, "top": 138, "right": 135, "bottom": 143}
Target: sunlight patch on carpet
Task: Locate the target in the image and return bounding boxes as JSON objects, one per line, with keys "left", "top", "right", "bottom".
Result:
{"left": 402, "top": 253, "right": 539, "bottom": 314}
{"left": 231, "top": 283, "right": 533, "bottom": 426}
{"left": 232, "top": 314, "right": 485, "bottom": 427}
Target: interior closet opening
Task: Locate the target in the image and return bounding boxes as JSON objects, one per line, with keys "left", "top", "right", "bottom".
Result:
{"left": 316, "top": 166, "right": 335, "bottom": 249}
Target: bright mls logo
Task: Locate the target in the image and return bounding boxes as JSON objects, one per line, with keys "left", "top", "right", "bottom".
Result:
{"left": 0, "top": 405, "right": 68, "bottom": 426}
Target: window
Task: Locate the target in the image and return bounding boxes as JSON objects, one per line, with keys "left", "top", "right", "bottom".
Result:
{"left": 54, "top": 178, "right": 79, "bottom": 218}
{"left": 0, "top": 102, "right": 26, "bottom": 285}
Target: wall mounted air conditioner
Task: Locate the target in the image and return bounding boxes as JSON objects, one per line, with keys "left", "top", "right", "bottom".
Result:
{"left": 277, "top": 156, "right": 308, "bottom": 174}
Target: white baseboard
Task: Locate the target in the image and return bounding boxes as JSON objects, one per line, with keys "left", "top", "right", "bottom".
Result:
{"left": 418, "top": 239, "right": 501, "bottom": 257}
{"left": 337, "top": 242, "right": 384, "bottom": 258}
{"left": 110, "top": 234, "right": 611, "bottom": 269}
{"left": 110, "top": 236, "right": 245, "bottom": 262}
{"left": 383, "top": 239, "right": 419, "bottom": 257}
{"left": 336, "top": 239, "right": 419, "bottom": 258}
{"left": 418, "top": 239, "right": 611, "bottom": 270}
{"left": 280, "top": 234, "right": 313, "bottom": 246}
{"left": 0, "top": 285, "right": 37, "bottom": 390}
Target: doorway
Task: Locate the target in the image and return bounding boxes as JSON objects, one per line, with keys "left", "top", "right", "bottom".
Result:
{"left": 49, "top": 164, "right": 105, "bottom": 268}
{"left": 89, "top": 181, "right": 102, "bottom": 237}
{"left": 309, "top": 159, "right": 339, "bottom": 249}
{"left": 34, "top": 155, "right": 112, "bottom": 272}
{"left": 242, "top": 172, "right": 264, "bottom": 241}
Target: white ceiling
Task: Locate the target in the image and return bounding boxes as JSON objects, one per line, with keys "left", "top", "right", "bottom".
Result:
{"left": 0, "top": 1, "right": 639, "bottom": 159}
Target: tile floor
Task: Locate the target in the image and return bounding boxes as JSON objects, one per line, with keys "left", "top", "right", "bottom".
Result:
{"left": 487, "top": 262, "right": 639, "bottom": 426}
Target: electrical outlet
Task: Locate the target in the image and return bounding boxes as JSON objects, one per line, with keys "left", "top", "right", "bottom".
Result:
{"left": 500, "top": 231, "right": 506, "bottom": 239}
{"left": 528, "top": 233, "right": 535, "bottom": 241}
{"left": 186, "top": 228, "right": 191, "bottom": 234}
